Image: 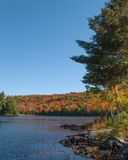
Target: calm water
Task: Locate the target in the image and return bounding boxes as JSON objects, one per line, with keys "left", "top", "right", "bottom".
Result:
{"left": 0, "top": 116, "right": 95, "bottom": 160}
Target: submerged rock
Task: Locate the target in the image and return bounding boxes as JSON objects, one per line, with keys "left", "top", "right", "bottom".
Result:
{"left": 60, "top": 121, "right": 94, "bottom": 131}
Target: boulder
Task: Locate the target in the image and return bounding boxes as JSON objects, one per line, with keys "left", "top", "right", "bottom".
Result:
{"left": 122, "top": 144, "right": 128, "bottom": 157}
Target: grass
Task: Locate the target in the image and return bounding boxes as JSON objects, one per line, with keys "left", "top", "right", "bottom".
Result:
{"left": 90, "top": 112, "right": 128, "bottom": 141}
{"left": 105, "top": 112, "right": 128, "bottom": 141}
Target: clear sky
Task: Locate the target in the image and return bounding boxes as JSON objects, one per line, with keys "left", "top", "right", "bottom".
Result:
{"left": 0, "top": 0, "right": 108, "bottom": 95}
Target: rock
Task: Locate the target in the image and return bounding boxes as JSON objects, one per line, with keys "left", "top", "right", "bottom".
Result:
{"left": 112, "top": 136, "right": 128, "bottom": 144}
{"left": 60, "top": 120, "right": 96, "bottom": 131}
{"left": 122, "top": 144, "right": 128, "bottom": 157}
{"left": 112, "top": 154, "right": 126, "bottom": 160}
{"left": 60, "top": 128, "right": 128, "bottom": 160}
{"left": 100, "top": 136, "right": 124, "bottom": 150}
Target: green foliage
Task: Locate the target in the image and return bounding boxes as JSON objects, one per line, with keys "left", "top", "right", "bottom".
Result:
{"left": 105, "top": 116, "right": 115, "bottom": 126}
{"left": 105, "top": 111, "right": 128, "bottom": 140}
{"left": 0, "top": 92, "right": 18, "bottom": 115}
{"left": 71, "top": 0, "right": 128, "bottom": 89}
{"left": 6, "top": 97, "right": 18, "bottom": 115}
{"left": 71, "top": 0, "right": 128, "bottom": 120}
{"left": 0, "top": 91, "right": 6, "bottom": 114}
{"left": 120, "top": 111, "right": 128, "bottom": 117}
{"left": 110, "top": 118, "right": 128, "bottom": 140}
{"left": 125, "top": 106, "right": 128, "bottom": 113}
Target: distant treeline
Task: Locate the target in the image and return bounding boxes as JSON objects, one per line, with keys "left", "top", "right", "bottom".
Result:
{"left": 0, "top": 92, "right": 18, "bottom": 115}
{"left": 0, "top": 91, "right": 103, "bottom": 116}
{"left": 0, "top": 89, "right": 128, "bottom": 116}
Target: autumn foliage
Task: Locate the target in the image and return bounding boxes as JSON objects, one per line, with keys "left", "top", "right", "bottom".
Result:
{"left": 13, "top": 92, "right": 111, "bottom": 115}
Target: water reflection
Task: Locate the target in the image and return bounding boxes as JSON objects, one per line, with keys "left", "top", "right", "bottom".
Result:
{"left": 0, "top": 116, "right": 95, "bottom": 160}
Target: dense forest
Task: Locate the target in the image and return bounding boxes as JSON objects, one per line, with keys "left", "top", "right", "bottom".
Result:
{"left": 0, "top": 87, "right": 128, "bottom": 116}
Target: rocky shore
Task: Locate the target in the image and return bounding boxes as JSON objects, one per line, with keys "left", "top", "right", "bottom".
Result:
{"left": 60, "top": 120, "right": 128, "bottom": 160}
{"left": 60, "top": 121, "right": 94, "bottom": 131}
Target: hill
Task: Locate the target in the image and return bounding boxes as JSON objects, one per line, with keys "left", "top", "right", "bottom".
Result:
{"left": 13, "top": 92, "right": 109, "bottom": 116}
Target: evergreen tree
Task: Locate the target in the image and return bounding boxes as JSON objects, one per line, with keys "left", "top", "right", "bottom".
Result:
{"left": 6, "top": 97, "right": 18, "bottom": 115}
{"left": 72, "top": 0, "right": 128, "bottom": 88}
{"left": 71, "top": 0, "right": 128, "bottom": 117}
{"left": 0, "top": 91, "right": 6, "bottom": 114}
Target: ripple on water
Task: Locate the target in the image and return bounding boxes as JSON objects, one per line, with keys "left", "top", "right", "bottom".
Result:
{"left": 0, "top": 116, "right": 95, "bottom": 160}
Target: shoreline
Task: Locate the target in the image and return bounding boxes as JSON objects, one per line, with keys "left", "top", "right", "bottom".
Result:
{"left": 60, "top": 120, "right": 128, "bottom": 160}
{"left": 1, "top": 113, "right": 100, "bottom": 118}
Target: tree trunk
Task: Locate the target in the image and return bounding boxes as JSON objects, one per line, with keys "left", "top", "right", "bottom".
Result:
{"left": 109, "top": 102, "right": 114, "bottom": 119}
{"left": 113, "top": 86, "right": 120, "bottom": 121}
{"left": 106, "top": 90, "right": 113, "bottom": 119}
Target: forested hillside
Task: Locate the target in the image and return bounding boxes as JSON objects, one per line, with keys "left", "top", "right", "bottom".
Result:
{"left": 0, "top": 87, "right": 127, "bottom": 116}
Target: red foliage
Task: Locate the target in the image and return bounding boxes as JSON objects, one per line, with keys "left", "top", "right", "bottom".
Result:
{"left": 14, "top": 92, "right": 110, "bottom": 115}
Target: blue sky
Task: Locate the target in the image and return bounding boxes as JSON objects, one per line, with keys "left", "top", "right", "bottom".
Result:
{"left": 0, "top": 0, "right": 108, "bottom": 95}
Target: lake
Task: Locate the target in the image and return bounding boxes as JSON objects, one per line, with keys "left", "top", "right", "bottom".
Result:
{"left": 0, "top": 116, "right": 95, "bottom": 160}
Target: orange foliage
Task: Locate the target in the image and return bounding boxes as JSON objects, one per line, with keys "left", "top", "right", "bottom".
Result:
{"left": 14, "top": 92, "right": 111, "bottom": 115}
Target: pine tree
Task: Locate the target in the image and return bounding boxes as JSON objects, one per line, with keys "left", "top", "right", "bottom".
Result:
{"left": 71, "top": 0, "right": 128, "bottom": 118}
{"left": 72, "top": 0, "right": 128, "bottom": 88}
